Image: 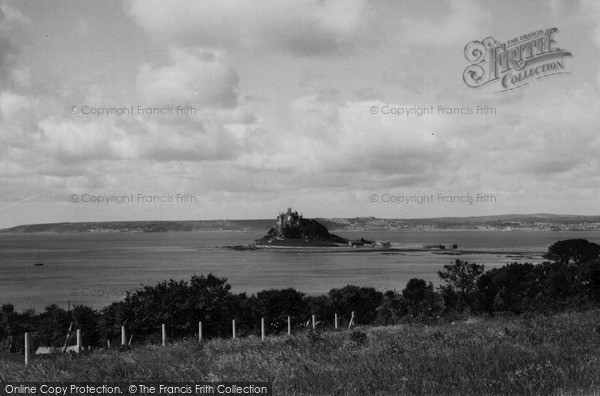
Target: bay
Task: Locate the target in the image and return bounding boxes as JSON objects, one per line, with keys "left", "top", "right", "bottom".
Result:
{"left": 1, "top": 230, "right": 599, "bottom": 311}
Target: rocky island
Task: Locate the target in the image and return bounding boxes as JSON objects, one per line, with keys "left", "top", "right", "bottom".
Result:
{"left": 228, "top": 208, "right": 384, "bottom": 250}
{"left": 255, "top": 207, "right": 352, "bottom": 247}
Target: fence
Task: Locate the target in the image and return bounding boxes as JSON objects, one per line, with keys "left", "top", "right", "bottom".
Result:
{"left": 21, "top": 311, "right": 356, "bottom": 365}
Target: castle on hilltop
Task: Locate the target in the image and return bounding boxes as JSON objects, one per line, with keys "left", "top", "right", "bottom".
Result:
{"left": 275, "top": 207, "right": 303, "bottom": 237}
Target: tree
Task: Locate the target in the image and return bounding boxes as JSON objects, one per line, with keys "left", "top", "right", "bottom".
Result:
{"left": 403, "top": 279, "right": 428, "bottom": 306}
{"left": 100, "top": 274, "right": 236, "bottom": 341}
{"left": 37, "top": 304, "right": 71, "bottom": 347}
{"left": 375, "top": 290, "right": 408, "bottom": 325}
{"left": 543, "top": 239, "right": 600, "bottom": 266}
{"left": 71, "top": 304, "right": 101, "bottom": 347}
{"left": 438, "top": 260, "right": 485, "bottom": 310}
{"left": 402, "top": 279, "right": 443, "bottom": 318}
{"left": 579, "top": 260, "right": 600, "bottom": 303}
{"left": 328, "top": 285, "right": 383, "bottom": 325}
{"left": 474, "top": 263, "right": 537, "bottom": 314}
{"left": 253, "top": 288, "right": 309, "bottom": 333}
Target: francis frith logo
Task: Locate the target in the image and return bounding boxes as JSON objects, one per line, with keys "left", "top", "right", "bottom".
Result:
{"left": 463, "top": 28, "right": 572, "bottom": 92}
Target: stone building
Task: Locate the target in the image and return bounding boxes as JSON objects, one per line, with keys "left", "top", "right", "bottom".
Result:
{"left": 275, "top": 207, "right": 303, "bottom": 237}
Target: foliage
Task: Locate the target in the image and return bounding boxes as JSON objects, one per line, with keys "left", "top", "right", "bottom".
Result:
{"left": 252, "top": 288, "right": 309, "bottom": 334}
{"left": 374, "top": 290, "right": 407, "bottom": 325}
{"left": 402, "top": 278, "right": 443, "bottom": 318}
{"left": 474, "top": 263, "right": 538, "bottom": 314}
{"left": 328, "top": 285, "right": 383, "bottom": 325}
{"left": 543, "top": 239, "right": 600, "bottom": 265}
{"left": 438, "top": 259, "right": 485, "bottom": 310}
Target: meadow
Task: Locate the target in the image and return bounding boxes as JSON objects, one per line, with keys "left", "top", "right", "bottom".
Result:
{"left": 2, "top": 309, "right": 600, "bottom": 395}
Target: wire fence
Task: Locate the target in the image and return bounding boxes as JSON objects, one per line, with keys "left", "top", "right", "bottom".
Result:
{"left": 19, "top": 311, "right": 356, "bottom": 365}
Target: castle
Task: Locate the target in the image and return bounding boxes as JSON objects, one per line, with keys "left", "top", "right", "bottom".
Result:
{"left": 275, "top": 207, "right": 303, "bottom": 237}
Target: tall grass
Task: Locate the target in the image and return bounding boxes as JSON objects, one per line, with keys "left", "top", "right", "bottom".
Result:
{"left": 3, "top": 310, "right": 600, "bottom": 395}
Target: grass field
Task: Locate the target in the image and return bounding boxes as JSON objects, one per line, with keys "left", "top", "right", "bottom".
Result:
{"left": 2, "top": 310, "right": 600, "bottom": 395}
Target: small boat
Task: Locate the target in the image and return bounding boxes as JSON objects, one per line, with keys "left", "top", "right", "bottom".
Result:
{"left": 34, "top": 254, "right": 44, "bottom": 266}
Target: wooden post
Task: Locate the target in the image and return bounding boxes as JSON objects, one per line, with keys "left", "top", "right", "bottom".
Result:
{"left": 232, "top": 319, "right": 236, "bottom": 339}
{"left": 261, "top": 318, "right": 265, "bottom": 341}
{"left": 335, "top": 313, "right": 338, "bottom": 330}
{"left": 312, "top": 314, "right": 316, "bottom": 330}
{"left": 198, "top": 321, "right": 203, "bottom": 342}
{"left": 62, "top": 322, "right": 73, "bottom": 353}
{"left": 128, "top": 335, "right": 133, "bottom": 346}
{"left": 287, "top": 316, "right": 291, "bottom": 336}
{"left": 24, "top": 333, "right": 29, "bottom": 365}
{"left": 162, "top": 324, "right": 166, "bottom": 346}
{"left": 348, "top": 311, "right": 355, "bottom": 330}
{"left": 76, "top": 329, "right": 81, "bottom": 352}
{"left": 121, "top": 326, "right": 126, "bottom": 346}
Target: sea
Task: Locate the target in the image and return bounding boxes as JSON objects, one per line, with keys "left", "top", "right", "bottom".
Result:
{"left": 1, "top": 230, "right": 600, "bottom": 312}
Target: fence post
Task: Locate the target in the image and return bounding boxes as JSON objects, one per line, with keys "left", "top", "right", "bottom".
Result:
{"left": 287, "top": 316, "right": 291, "bottom": 336}
{"left": 261, "top": 318, "right": 265, "bottom": 341}
{"left": 348, "top": 311, "right": 355, "bottom": 330}
{"left": 312, "top": 314, "right": 316, "bottom": 330}
{"left": 24, "top": 333, "right": 29, "bottom": 365}
{"left": 76, "top": 329, "right": 81, "bottom": 352}
{"left": 198, "top": 321, "right": 203, "bottom": 342}
{"left": 335, "top": 313, "right": 338, "bottom": 330}
{"left": 121, "top": 326, "right": 126, "bottom": 346}
{"left": 162, "top": 324, "right": 166, "bottom": 346}
{"left": 232, "top": 319, "right": 236, "bottom": 339}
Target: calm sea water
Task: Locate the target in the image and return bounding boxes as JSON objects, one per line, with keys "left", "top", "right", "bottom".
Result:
{"left": 1, "top": 230, "right": 599, "bottom": 311}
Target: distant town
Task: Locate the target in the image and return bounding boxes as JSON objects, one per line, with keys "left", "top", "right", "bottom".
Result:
{"left": 2, "top": 214, "right": 600, "bottom": 233}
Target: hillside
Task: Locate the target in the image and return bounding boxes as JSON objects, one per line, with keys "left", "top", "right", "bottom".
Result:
{"left": 2, "top": 214, "right": 600, "bottom": 233}
{"left": 3, "top": 310, "right": 600, "bottom": 395}
{"left": 0, "top": 220, "right": 274, "bottom": 233}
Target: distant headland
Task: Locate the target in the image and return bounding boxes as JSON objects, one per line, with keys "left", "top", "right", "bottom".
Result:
{"left": 2, "top": 213, "right": 600, "bottom": 233}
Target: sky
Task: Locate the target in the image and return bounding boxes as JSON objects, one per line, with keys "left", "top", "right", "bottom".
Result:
{"left": 0, "top": 0, "right": 599, "bottom": 228}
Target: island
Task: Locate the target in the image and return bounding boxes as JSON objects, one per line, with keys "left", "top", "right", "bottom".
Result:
{"left": 228, "top": 207, "right": 390, "bottom": 250}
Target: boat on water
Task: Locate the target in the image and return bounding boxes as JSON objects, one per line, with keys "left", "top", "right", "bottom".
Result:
{"left": 34, "top": 254, "right": 44, "bottom": 266}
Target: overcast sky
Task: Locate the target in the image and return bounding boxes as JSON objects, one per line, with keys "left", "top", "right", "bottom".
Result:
{"left": 0, "top": 0, "right": 599, "bottom": 228}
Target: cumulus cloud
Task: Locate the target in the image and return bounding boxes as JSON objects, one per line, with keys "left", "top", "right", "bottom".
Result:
{"left": 0, "top": 2, "right": 31, "bottom": 89}
{"left": 136, "top": 48, "right": 239, "bottom": 108}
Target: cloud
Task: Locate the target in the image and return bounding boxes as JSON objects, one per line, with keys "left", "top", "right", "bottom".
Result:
{"left": 136, "top": 48, "right": 239, "bottom": 108}
{"left": 0, "top": 2, "right": 31, "bottom": 89}
{"left": 34, "top": 111, "right": 245, "bottom": 164}
{"left": 0, "top": 90, "right": 31, "bottom": 120}
{"left": 126, "top": 0, "right": 371, "bottom": 56}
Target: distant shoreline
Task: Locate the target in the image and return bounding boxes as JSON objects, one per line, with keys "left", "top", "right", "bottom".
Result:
{"left": 3, "top": 213, "right": 600, "bottom": 233}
